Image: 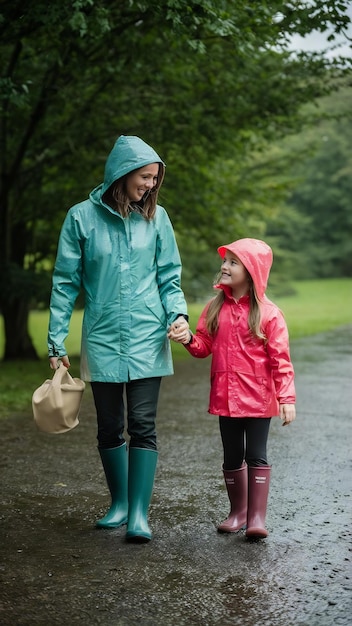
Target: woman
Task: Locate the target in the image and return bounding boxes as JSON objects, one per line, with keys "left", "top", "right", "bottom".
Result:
{"left": 48, "top": 135, "right": 189, "bottom": 542}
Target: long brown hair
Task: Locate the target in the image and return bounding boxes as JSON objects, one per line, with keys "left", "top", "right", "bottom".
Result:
{"left": 205, "top": 272, "right": 266, "bottom": 341}
{"left": 102, "top": 163, "right": 165, "bottom": 220}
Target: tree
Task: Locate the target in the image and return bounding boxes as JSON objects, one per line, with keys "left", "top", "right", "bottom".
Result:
{"left": 262, "top": 87, "right": 352, "bottom": 280}
{"left": 1, "top": 0, "right": 351, "bottom": 358}
{"left": 287, "top": 124, "right": 352, "bottom": 277}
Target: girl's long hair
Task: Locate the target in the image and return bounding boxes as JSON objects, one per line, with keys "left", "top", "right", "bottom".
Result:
{"left": 102, "top": 163, "right": 165, "bottom": 220}
{"left": 205, "top": 272, "right": 266, "bottom": 341}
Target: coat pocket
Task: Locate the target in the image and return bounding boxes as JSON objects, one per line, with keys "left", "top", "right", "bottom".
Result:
{"left": 144, "top": 294, "right": 167, "bottom": 327}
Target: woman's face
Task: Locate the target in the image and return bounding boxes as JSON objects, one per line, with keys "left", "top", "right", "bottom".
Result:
{"left": 125, "top": 163, "right": 159, "bottom": 202}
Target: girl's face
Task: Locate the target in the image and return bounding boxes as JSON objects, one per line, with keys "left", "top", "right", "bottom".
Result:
{"left": 220, "top": 251, "right": 249, "bottom": 299}
{"left": 125, "top": 163, "right": 159, "bottom": 202}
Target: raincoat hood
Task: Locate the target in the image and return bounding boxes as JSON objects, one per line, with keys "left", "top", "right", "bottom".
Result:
{"left": 218, "top": 238, "right": 273, "bottom": 299}
{"left": 101, "top": 135, "right": 165, "bottom": 196}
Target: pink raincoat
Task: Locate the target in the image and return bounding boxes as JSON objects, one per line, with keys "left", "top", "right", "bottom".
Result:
{"left": 185, "top": 239, "right": 296, "bottom": 418}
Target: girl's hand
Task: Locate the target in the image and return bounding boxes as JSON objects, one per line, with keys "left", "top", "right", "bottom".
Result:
{"left": 49, "top": 355, "right": 71, "bottom": 370}
{"left": 169, "top": 329, "right": 193, "bottom": 344}
{"left": 168, "top": 317, "right": 190, "bottom": 343}
{"left": 279, "top": 404, "right": 296, "bottom": 426}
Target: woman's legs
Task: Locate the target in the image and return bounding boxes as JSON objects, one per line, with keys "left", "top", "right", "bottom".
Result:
{"left": 91, "top": 377, "right": 162, "bottom": 450}
{"left": 125, "top": 377, "right": 161, "bottom": 541}
{"left": 91, "top": 382, "right": 125, "bottom": 449}
{"left": 90, "top": 378, "right": 161, "bottom": 536}
{"left": 90, "top": 377, "right": 163, "bottom": 540}
{"left": 126, "top": 377, "right": 161, "bottom": 450}
{"left": 91, "top": 382, "right": 127, "bottom": 527}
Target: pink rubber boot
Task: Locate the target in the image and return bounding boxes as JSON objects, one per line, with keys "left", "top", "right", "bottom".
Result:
{"left": 217, "top": 463, "right": 248, "bottom": 533}
{"left": 246, "top": 465, "right": 271, "bottom": 539}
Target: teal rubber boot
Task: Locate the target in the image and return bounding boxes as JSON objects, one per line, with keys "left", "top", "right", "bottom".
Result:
{"left": 126, "top": 447, "right": 158, "bottom": 543}
{"left": 96, "top": 443, "right": 128, "bottom": 528}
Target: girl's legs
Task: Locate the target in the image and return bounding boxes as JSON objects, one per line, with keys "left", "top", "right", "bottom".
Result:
{"left": 219, "top": 416, "right": 246, "bottom": 469}
{"left": 245, "top": 417, "right": 271, "bottom": 466}
{"left": 218, "top": 417, "right": 247, "bottom": 532}
{"left": 245, "top": 418, "right": 272, "bottom": 539}
{"left": 219, "top": 416, "right": 271, "bottom": 467}
{"left": 218, "top": 417, "right": 272, "bottom": 535}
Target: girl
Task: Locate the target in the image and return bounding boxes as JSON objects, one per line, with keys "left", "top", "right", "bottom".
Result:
{"left": 169, "top": 238, "right": 296, "bottom": 539}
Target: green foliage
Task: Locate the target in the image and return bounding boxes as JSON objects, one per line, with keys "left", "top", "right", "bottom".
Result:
{"left": 288, "top": 130, "right": 352, "bottom": 277}
{"left": 0, "top": 0, "right": 351, "bottom": 357}
{"left": 0, "top": 263, "right": 51, "bottom": 305}
{"left": 265, "top": 87, "right": 352, "bottom": 279}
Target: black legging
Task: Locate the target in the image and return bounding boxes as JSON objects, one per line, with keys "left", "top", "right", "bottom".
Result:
{"left": 91, "top": 377, "right": 161, "bottom": 450}
{"left": 219, "top": 416, "right": 271, "bottom": 470}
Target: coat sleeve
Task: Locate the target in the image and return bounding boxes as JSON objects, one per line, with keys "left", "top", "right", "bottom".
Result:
{"left": 184, "top": 304, "right": 213, "bottom": 358}
{"left": 47, "top": 209, "right": 83, "bottom": 356}
{"left": 264, "top": 310, "right": 296, "bottom": 404}
{"left": 155, "top": 207, "right": 187, "bottom": 325}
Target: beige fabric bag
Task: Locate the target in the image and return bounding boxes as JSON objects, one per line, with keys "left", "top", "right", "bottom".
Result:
{"left": 32, "top": 362, "right": 85, "bottom": 434}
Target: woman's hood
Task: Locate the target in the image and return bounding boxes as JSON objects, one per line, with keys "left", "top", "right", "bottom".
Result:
{"left": 217, "top": 238, "right": 273, "bottom": 299}
{"left": 101, "top": 135, "right": 165, "bottom": 196}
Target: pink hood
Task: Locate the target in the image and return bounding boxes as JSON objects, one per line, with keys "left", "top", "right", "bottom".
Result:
{"left": 217, "top": 238, "right": 273, "bottom": 299}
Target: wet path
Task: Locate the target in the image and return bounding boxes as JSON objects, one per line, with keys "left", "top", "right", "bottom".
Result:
{"left": 0, "top": 326, "right": 351, "bottom": 625}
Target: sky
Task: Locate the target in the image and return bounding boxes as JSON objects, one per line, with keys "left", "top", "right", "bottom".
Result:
{"left": 287, "top": 4, "right": 352, "bottom": 59}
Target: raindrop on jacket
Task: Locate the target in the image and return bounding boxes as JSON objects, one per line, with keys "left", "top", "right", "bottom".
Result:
{"left": 48, "top": 136, "right": 187, "bottom": 382}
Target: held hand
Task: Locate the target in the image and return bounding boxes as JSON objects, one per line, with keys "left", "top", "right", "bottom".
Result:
{"left": 49, "top": 355, "right": 71, "bottom": 370}
{"left": 167, "top": 317, "right": 190, "bottom": 343}
{"left": 169, "top": 329, "right": 193, "bottom": 344}
{"left": 172, "top": 315, "right": 189, "bottom": 330}
{"left": 279, "top": 403, "right": 296, "bottom": 426}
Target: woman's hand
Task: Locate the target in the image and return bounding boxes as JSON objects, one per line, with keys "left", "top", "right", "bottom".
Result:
{"left": 279, "top": 404, "right": 296, "bottom": 426}
{"left": 49, "top": 355, "right": 71, "bottom": 370}
{"left": 169, "top": 329, "right": 193, "bottom": 344}
{"left": 168, "top": 316, "right": 190, "bottom": 344}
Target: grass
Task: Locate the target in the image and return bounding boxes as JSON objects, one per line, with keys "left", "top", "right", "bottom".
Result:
{"left": 0, "top": 277, "right": 351, "bottom": 416}
{"left": 271, "top": 278, "right": 352, "bottom": 338}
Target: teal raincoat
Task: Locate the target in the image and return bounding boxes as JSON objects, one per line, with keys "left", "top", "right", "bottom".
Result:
{"left": 48, "top": 136, "right": 187, "bottom": 382}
